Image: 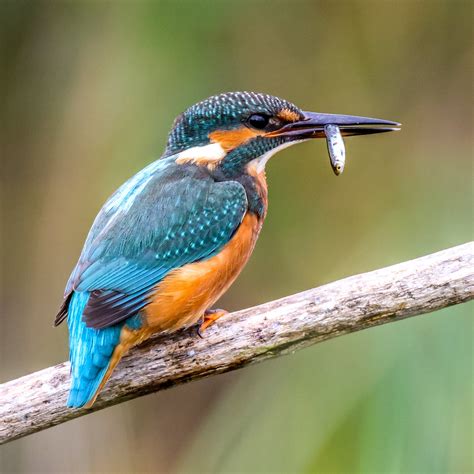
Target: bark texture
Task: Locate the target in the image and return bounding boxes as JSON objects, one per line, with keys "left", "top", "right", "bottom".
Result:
{"left": 1, "top": 242, "right": 473, "bottom": 444}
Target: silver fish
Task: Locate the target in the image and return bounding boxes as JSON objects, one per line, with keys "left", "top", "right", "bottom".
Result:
{"left": 324, "top": 124, "right": 345, "bottom": 176}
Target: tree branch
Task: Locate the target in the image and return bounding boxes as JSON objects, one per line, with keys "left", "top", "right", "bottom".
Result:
{"left": 1, "top": 242, "right": 473, "bottom": 444}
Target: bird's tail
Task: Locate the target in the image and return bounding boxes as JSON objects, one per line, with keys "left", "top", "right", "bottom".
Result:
{"left": 67, "top": 292, "right": 123, "bottom": 408}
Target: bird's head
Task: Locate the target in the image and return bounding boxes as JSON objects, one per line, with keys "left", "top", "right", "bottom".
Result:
{"left": 166, "top": 91, "right": 399, "bottom": 177}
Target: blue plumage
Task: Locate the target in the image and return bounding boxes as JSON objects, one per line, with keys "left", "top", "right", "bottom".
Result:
{"left": 165, "top": 91, "right": 301, "bottom": 156}
{"left": 56, "top": 91, "right": 399, "bottom": 408}
{"left": 59, "top": 157, "right": 248, "bottom": 407}
{"left": 66, "top": 292, "right": 122, "bottom": 407}
{"left": 71, "top": 160, "right": 247, "bottom": 327}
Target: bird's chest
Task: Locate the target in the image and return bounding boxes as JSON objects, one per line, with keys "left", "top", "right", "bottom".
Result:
{"left": 143, "top": 211, "right": 263, "bottom": 333}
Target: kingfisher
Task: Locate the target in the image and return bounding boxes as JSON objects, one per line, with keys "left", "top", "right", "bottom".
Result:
{"left": 55, "top": 91, "right": 399, "bottom": 408}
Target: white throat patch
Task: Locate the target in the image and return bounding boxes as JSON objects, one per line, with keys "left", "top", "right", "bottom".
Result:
{"left": 247, "top": 140, "right": 303, "bottom": 174}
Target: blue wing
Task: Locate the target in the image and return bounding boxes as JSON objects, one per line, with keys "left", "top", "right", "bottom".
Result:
{"left": 56, "top": 157, "right": 248, "bottom": 329}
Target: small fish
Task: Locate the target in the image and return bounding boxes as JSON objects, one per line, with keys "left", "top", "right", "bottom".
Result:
{"left": 324, "top": 124, "right": 345, "bottom": 176}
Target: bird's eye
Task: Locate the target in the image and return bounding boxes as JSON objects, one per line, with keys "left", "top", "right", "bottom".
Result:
{"left": 247, "top": 114, "right": 270, "bottom": 130}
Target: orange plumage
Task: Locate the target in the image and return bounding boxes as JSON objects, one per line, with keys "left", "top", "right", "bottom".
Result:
{"left": 144, "top": 211, "right": 263, "bottom": 332}
{"left": 83, "top": 210, "right": 264, "bottom": 407}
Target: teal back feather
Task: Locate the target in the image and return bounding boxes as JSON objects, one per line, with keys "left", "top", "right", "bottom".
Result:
{"left": 64, "top": 163, "right": 249, "bottom": 406}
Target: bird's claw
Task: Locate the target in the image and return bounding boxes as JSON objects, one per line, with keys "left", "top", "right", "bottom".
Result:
{"left": 197, "top": 308, "right": 228, "bottom": 338}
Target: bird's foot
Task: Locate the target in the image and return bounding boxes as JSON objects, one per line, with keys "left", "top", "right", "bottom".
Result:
{"left": 197, "top": 308, "right": 229, "bottom": 338}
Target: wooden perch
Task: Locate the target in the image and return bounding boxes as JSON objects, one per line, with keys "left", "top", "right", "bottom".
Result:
{"left": 1, "top": 242, "right": 473, "bottom": 444}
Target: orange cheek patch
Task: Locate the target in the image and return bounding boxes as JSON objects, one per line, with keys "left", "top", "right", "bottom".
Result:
{"left": 209, "top": 126, "right": 265, "bottom": 152}
{"left": 278, "top": 108, "right": 301, "bottom": 122}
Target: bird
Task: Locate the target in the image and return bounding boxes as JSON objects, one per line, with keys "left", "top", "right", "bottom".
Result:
{"left": 55, "top": 91, "right": 399, "bottom": 408}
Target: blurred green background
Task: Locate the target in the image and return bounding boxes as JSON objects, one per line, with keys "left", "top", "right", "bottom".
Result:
{"left": 1, "top": 0, "right": 472, "bottom": 473}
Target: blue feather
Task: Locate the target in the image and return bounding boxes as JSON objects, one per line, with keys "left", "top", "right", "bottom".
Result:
{"left": 62, "top": 158, "right": 249, "bottom": 406}
{"left": 67, "top": 291, "right": 123, "bottom": 407}
{"left": 67, "top": 162, "right": 247, "bottom": 329}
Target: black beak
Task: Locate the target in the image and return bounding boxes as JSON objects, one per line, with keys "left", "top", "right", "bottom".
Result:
{"left": 271, "top": 111, "right": 401, "bottom": 139}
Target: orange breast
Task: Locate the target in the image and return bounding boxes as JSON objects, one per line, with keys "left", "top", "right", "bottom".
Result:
{"left": 143, "top": 212, "right": 263, "bottom": 333}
